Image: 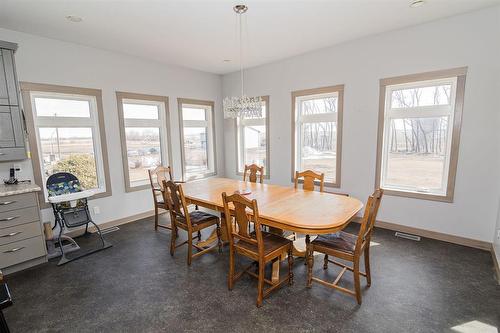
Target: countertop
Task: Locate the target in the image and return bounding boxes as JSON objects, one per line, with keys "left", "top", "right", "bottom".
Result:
{"left": 0, "top": 183, "right": 41, "bottom": 197}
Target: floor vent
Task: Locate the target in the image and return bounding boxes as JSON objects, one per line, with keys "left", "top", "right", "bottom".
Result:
{"left": 395, "top": 232, "right": 421, "bottom": 241}
{"left": 99, "top": 226, "right": 120, "bottom": 235}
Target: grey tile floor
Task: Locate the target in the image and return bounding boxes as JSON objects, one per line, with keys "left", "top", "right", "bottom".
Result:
{"left": 4, "top": 216, "right": 500, "bottom": 332}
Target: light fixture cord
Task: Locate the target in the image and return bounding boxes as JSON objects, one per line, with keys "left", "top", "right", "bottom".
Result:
{"left": 239, "top": 10, "right": 244, "bottom": 98}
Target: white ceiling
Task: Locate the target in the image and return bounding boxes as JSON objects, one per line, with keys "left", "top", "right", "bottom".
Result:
{"left": 0, "top": 0, "right": 498, "bottom": 74}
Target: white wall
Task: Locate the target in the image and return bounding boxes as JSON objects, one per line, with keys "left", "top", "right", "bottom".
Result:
{"left": 223, "top": 7, "right": 500, "bottom": 243}
{"left": 0, "top": 28, "right": 224, "bottom": 225}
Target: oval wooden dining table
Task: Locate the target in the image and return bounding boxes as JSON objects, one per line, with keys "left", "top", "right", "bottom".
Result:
{"left": 181, "top": 177, "right": 363, "bottom": 283}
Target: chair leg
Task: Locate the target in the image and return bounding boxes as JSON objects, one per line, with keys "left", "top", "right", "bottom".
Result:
{"left": 170, "top": 226, "right": 177, "bottom": 256}
{"left": 228, "top": 246, "right": 235, "bottom": 291}
{"left": 306, "top": 241, "right": 314, "bottom": 288}
{"left": 353, "top": 260, "right": 362, "bottom": 305}
{"left": 216, "top": 223, "right": 222, "bottom": 253}
{"left": 323, "top": 254, "right": 329, "bottom": 270}
{"left": 154, "top": 205, "right": 159, "bottom": 231}
{"left": 187, "top": 233, "right": 193, "bottom": 266}
{"left": 257, "top": 260, "right": 265, "bottom": 307}
{"left": 364, "top": 247, "right": 371, "bottom": 287}
{"left": 288, "top": 246, "right": 294, "bottom": 285}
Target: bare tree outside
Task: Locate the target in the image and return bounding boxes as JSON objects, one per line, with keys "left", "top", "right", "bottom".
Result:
{"left": 384, "top": 84, "right": 452, "bottom": 191}
{"left": 299, "top": 96, "right": 337, "bottom": 182}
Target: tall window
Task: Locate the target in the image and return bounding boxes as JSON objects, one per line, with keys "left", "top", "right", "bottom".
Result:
{"left": 237, "top": 96, "right": 269, "bottom": 176}
{"left": 178, "top": 98, "right": 216, "bottom": 181}
{"left": 21, "top": 83, "right": 111, "bottom": 204}
{"left": 376, "top": 67, "right": 467, "bottom": 202}
{"left": 116, "top": 92, "right": 171, "bottom": 192}
{"left": 292, "top": 85, "right": 344, "bottom": 187}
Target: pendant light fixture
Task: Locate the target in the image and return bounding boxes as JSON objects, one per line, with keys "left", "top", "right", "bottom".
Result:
{"left": 223, "top": 4, "right": 262, "bottom": 119}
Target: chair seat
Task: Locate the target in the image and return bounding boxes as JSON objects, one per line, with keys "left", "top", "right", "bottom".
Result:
{"left": 312, "top": 231, "right": 357, "bottom": 254}
{"left": 236, "top": 231, "right": 291, "bottom": 257}
{"left": 176, "top": 210, "right": 219, "bottom": 227}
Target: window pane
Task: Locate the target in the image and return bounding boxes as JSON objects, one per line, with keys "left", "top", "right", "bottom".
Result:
{"left": 183, "top": 107, "right": 206, "bottom": 121}
{"left": 300, "top": 122, "right": 337, "bottom": 183}
{"left": 384, "top": 117, "right": 449, "bottom": 192}
{"left": 391, "top": 84, "right": 451, "bottom": 108}
{"left": 243, "top": 125, "right": 266, "bottom": 169}
{"left": 38, "top": 127, "right": 98, "bottom": 189}
{"left": 184, "top": 127, "right": 208, "bottom": 177}
{"left": 300, "top": 96, "right": 337, "bottom": 115}
{"left": 34, "top": 97, "right": 90, "bottom": 118}
{"left": 123, "top": 103, "right": 159, "bottom": 120}
{"left": 125, "top": 127, "right": 161, "bottom": 186}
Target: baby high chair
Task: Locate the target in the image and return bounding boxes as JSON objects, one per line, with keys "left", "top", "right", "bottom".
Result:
{"left": 47, "top": 172, "right": 112, "bottom": 265}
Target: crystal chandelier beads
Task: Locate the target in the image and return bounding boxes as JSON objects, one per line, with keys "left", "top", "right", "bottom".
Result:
{"left": 223, "top": 95, "right": 262, "bottom": 119}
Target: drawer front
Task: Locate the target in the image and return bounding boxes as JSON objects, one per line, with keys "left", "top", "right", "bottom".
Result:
{"left": 0, "top": 193, "right": 38, "bottom": 213}
{"left": 0, "top": 221, "right": 42, "bottom": 246}
{"left": 0, "top": 147, "right": 26, "bottom": 161}
{"left": 0, "top": 206, "right": 39, "bottom": 229}
{"left": 0, "top": 236, "right": 46, "bottom": 269}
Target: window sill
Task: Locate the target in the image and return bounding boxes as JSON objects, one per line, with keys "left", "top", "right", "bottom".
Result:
{"left": 124, "top": 183, "right": 151, "bottom": 193}
{"left": 184, "top": 171, "right": 217, "bottom": 182}
{"left": 380, "top": 188, "right": 453, "bottom": 203}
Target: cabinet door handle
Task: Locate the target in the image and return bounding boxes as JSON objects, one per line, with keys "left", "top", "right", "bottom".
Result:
{"left": 0, "top": 216, "right": 19, "bottom": 222}
{"left": 3, "top": 246, "right": 25, "bottom": 253}
{"left": 0, "top": 153, "right": 5, "bottom": 156}
{"left": 0, "top": 201, "right": 16, "bottom": 206}
{"left": 0, "top": 232, "right": 21, "bottom": 237}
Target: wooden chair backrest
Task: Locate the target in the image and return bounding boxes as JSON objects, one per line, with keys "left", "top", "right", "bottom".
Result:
{"left": 162, "top": 180, "right": 191, "bottom": 228}
{"left": 355, "top": 189, "right": 383, "bottom": 253}
{"left": 222, "top": 192, "right": 264, "bottom": 257}
{"left": 243, "top": 164, "right": 264, "bottom": 184}
{"left": 294, "top": 170, "right": 325, "bottom": 192}
{"left": 148, "top": 166, "right": 173, "bottom": 191}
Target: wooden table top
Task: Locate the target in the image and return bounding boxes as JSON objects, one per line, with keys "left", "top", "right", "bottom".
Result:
{"left": 181, "top": 177, "right": 363, "bottom": 234}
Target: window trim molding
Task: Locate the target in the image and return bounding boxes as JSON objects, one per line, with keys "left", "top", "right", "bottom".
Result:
{"left": 20, "top": 82, "right": 112, "bottom": 209}
{"left": 375, "top": 67, "right": 467, "bottom": 202}
{"left": 291, "top": 85, "right": 344, "bottom": 188}
{"left": 235, "top": 95, "right": 270, "bottom": 179}
{"left": 116, "top": 91, "right": 172, "bottom": 193}
{"left": 177, "top": 98, "right": 217, "bottom": 181}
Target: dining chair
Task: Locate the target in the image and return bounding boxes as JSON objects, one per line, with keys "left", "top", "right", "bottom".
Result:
{"left": 306, "top": 189, "right": 383, "bottom": 304}
{"left": 148, "top": 166, "right": 174, "bottom": 231}
{"left": 292, "top": 170, "right": 325, "bottom": 243}
{"left": 222, "top": 192, "right": 294, "bottom": 307}
{"left": 294, "top": 170, "right": 325, "bottom": 192}
{"left": 163, "top": 180, "right": 222, "bottom": 266}
{"left": 243, "top": 164, "right": 264, "bottom": 184}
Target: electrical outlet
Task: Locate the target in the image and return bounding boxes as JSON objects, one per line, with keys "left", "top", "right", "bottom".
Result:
{"left": 497, "top": 229, "right": 500, "bottom": 241}
{"left": 93, "top": 206, "right": 100, "bottom": 215}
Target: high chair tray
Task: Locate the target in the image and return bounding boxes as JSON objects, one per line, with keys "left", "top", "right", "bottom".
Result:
{"left": 48, "top": 190, "right": 96, "bottom": 203}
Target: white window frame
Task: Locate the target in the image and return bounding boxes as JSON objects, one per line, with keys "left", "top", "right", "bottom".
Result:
{"left": 178, "top": 98, "right": 216, "bottom": 181}
{"left": 236, "top": 96, "right": 270, "bottom": 177}
{"left": 376, "top": 67, "right": 467, "bottom": 202}
{"left": 292, "top": 85, "right": 344, "bottom": 187}
{"left": 116, "top": 92, "right": 172, "bottom": 192}
{"left": 21, "top": 82, "right": 111, "bottom": 207}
